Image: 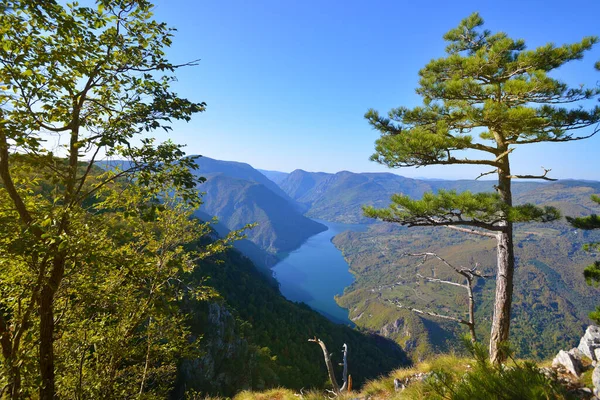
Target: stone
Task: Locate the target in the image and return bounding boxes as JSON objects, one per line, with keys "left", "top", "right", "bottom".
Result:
{"left": 593, "top": 365, "right": 600, "bottom": 397}
{"left": 552, "top": 350, "right": 583, "bottom": 377}
{"left": 578, "top": 325, "right": 600, "bottom": 361}
{"left": 568, "top": 347, "right": 584, "bottom": 360}
{"left": 394, "top": 378, "right": 404, "bottom": 392}
{"left": 596, "top": 348, "right": 600, "bottom": 362}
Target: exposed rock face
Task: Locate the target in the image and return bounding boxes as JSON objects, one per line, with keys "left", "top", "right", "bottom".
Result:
{"left": 552, "top": 349, "right": 582, "bottom": 377}
{"left": 578, "top": 325, "right": 600, "bottom": 361}
{"left": 593, "top": 365, "right": 600, "bottom": 397}
{"left": 380, "top": 317, "right": 416, "bottom": 351}
{"left": 175, "top": 302, "right": 254, "bottom": 397}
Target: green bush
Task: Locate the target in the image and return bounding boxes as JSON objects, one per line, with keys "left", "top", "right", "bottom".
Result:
{"left": 422, "top": 340, "right": 572, "bottom": 400}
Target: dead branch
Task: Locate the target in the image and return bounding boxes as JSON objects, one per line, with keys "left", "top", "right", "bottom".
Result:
{"left": 398, "top": 253, "right": 492, "bottom": 342}
{"left": 508, "top": 167, "right": 557, "bottom": 181}
{"left": 339, "top": 343, "right": 349, "bottom": 392}
{"left": 390, "top": 300, "right": 468, "bottom": 325}
{"left": 309, "top": 337, "right": 340, "bottom": 394}
{"left": 475, "top": 168, "right": 497, "bottom": 180}
{"left": 445, "top": 225, "right": 498, "bottom": 238}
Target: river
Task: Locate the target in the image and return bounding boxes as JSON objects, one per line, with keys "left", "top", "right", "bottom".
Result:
{"left": 272, "top": 220, "right": 367, "bottom": 325}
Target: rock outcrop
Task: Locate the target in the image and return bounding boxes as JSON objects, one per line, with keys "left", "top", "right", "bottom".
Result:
{"left": 552, "top": 349, "right": 583, "bottom": 377}
{"left": 552, "top": 325, "right": 600, "bottom": 398}
{"left": 579, "top": 325, "right": 600, "bottom": 362}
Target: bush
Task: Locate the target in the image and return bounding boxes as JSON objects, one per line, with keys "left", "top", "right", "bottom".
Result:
{"left": 422, "top": 340, "right": 572, "bottom": 400}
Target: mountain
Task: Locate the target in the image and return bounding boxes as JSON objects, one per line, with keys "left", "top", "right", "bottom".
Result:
{"left": 329, "top": 181, "right": 600, "bottom": 361}
{"left": 194, "top": 209, "right": 279, "bottom": 276}
{"left": 197, "top": 174, "right": 326, "bottom": 257}
{"left": 175, "top": 243, "right": 409, "bottom": 396}
{"left": 194, "top": 156, "right": 295, "bottom": 205}
{"left": 277, "top": 169, "right": 587, "bottom": 224}
{"left": 257, "top": 169, "right": 289, "bottom": 185}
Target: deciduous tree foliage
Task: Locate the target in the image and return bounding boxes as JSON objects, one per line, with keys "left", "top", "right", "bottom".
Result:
{"left": 0, "top": 0, "right": 236, "bottom": 398}
{"left": 567, "top": 194, "right": 600, "bottom": 323}
{"left": 364, "top": 13, "right": 600, "bottom": 364}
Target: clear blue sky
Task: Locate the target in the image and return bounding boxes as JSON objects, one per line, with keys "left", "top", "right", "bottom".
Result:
{"left": 150, "top": 0, "right": 600, "bottom": 180}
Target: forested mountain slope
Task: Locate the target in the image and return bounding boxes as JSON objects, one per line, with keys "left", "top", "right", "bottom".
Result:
{"left": 332, "top": 217, "right": 600, "bottom": 361}
{"left": 195, "top": 157, "right": 294, "bottom": 205}
{"left": 267, "top": 170, "right": 600, "bottom": 360}
{"left": 196, "top": 174, "right": 326, "bottom": 257}
{"left": 175, "top": 245, "right": 409, "bottom": 397}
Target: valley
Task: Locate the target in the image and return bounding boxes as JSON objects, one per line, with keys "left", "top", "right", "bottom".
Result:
{"left": 272, "top": 219, "right": 367, "bottom": 324}
{"left": 217, "top": 163, "right": 600, "bottom": 362}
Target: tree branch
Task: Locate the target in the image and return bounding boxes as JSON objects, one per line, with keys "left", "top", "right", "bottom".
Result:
{"left": 389, "top": 300, "right": 469, "bottom": 325}
{"left": 475, "top": 168, "right": 497, "bottom": 180}
{"left": 308, "top": 338, "right": 340, "bottom": 394}
{"left": 445, "top": 225, "right": 499, "bottom": 238}
{"left": 508, "top": 167, "right": 557, "bottom": 181}
{"left": 416, "top": 274, "right": 468, "bottom": 289}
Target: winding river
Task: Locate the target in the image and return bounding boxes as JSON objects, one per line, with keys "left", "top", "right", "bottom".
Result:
{"left": 272, "top": 220, "right": 367, "bottom": 325}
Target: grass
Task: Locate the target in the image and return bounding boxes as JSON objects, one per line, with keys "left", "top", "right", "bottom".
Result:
{"left": 208, "top": 350, "right": 579, "bottom": 400}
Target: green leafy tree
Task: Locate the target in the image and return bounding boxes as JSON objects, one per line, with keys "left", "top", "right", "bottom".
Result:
{"left": 0, "top": 0, "right": 227, "bottom": 398}
{"left": 567, "top": 194, "right": 600, "bottom": 323}
{"left": 364, "top": 13, "right": 600, "bottom": 364}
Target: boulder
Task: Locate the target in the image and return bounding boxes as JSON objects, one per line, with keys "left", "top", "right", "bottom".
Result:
{"left": 593, "top": 365, "right": 600, "bottom": 397}
{"left": 394, "top": 378, "right": 404, "bottom": 392}
{"left": 552, "top": 350, "right": 583, "bottom": 377}
{"left": 578, "top": 325, "right": 600, "bottom": 361}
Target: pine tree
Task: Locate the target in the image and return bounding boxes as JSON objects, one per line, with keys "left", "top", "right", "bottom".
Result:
{"left": 364, "top": 13, "right": 600, "bottom": 364}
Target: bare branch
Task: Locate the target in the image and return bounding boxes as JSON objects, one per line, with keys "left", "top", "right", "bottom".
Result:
{"left": 445, "top": 225, "right": 499, "bottom": 238}
{"left": 508, "top": 167, "right": 557, "bottom": 181}
{"left": 308, "top": 338, "right": 340, "bottom": 394}
{"left": 416, "top": 274, "right": 468, "bottom": 289}
{"left": 475, "top": 168, "right": 497, "bottom": 180}
{"left": 389, "top": 300, "right": 469, "bottom": 325}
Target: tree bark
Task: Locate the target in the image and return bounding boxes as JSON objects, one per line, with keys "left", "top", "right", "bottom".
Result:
{"left": 466, "top": 276, "right": 477, "bottom": 343}
{"left": 308, "top": 338, "right": 340, "bottom": 393}
{"left": 489, "top": 226, "right": 514, "bottom": 364}
{"left": 39, "top": 285, "right": 55, "bottom": 400}
{"left": 489, "top": 156, "right": 515, "bottom": 364}
{"left": 340, "top": 343, "right": 348, "bottom": 392}
{"left": 39, "top": 254, "right": 65, "bottom": 400}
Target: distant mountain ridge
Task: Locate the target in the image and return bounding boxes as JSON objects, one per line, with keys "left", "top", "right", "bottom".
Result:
{"left": 191, "top": 157, "right": 326, "bottom": 261}
{"left": 271, "top": 169, "right": 599, "bottom": 223}
{"left": 193, "top": 157, "right": 294, "bottom": 205}
{"left": 257, "top": 169, "right": 289, "bottom": 185}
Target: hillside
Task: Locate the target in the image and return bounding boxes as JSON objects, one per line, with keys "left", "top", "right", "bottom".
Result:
{"left": 197, "top": 174, "right": 326, "bottom": 257}
{"left": 330, "top": 181, "right": 600, "bottom": 361}
{"left": 262, "top": 171, "right": 600, "bottom": 361}
{"left": 175, "top": 244, "right": 409, "bottom": 397}
{"left": 195, "top": 157, "right": 295, "bottom": 206}
{"left": 257, "top": 169, "right": 289, "bottom": 185}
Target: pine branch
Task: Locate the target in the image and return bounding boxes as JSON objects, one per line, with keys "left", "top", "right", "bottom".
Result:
{"left": 508, "top": 167, "right": 557, "bottom": 181}
{"left": 416, "top": 274, "right": 468, "bottom": 289}
{"left": 445, "top": 225, "right": 499, "bottom": 238}
{"left": 475, "top": 168, "right": 498, "bottom": 180}
{"left": 389, "top": 299, "right": 469, "bottom": 325}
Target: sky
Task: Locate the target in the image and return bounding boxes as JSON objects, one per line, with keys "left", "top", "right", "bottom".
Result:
{"left": 148, "top": 0, "right": 600, "bottom": 180}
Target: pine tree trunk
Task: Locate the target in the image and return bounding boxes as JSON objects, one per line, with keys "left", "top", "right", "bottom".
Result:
{"left": 489, "top": 225, "right": 515, "bottom": 364}
{"left": 489, "top": 159, "right": 515, "bottom": 365}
